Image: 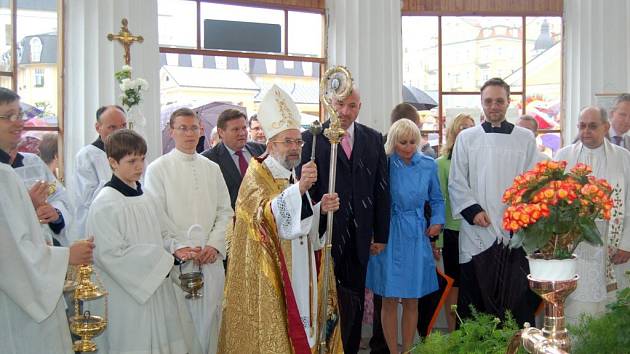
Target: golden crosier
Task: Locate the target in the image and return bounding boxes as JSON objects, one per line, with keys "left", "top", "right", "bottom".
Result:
{"left": 316, "top": 66, "right": 353, "bottom": 354}
{"left": 319, "top": 66, "right": 353, "bottom": 145}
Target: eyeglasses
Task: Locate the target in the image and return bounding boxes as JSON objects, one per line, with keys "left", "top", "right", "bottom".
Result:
{"left": 270, "top": 138, "right": 304, "bottom": 147}
{"left": 577, "top": 123, "right": 603, "bottom": 131}
{"left": 482, "top": 99, "right": 508, "bottom": 107}
{"left": 174, "top": 125, "right": 200, "bottom": 133}
{"left": 0, "top": 111, "right": 25, "bottom": 122}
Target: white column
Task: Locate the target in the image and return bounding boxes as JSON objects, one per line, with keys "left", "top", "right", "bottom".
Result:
{"left": 327, "top": 0, "right": 402, "bottom": 134}
{"left": 64, "top": 0, "right": 160, "bottom": 190}
{"left": 562, "top": 0, "right": 630, "bottom": 144}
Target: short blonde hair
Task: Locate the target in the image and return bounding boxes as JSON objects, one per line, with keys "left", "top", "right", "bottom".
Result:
{"left": 441, "top": 114, "right": 474, "bottom": 157}
{"left": 384, "top": 118, "right": 421, "bottom": 156}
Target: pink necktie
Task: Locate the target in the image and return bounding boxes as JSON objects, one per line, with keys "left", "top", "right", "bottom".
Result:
{"left": 235, "top": 150, "right": 248, "bottom": 177}
{"left": 341, "top": 134, "right": 352, "bottom": 159}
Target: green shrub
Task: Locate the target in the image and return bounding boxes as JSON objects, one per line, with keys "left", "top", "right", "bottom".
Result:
{"left": 410, "top": 308, "right": 524, "bottom": 354}
{"left": 570, "top": 287, "right": 630, "bottom": 354}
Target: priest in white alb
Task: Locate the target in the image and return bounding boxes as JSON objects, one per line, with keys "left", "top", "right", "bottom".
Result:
{"left": 219, "top": 85, "right": 342, "bottom": 354}
{"left": 71, "top": 105, "right": 126, "bottom": 241}
{"left": 0, "top": 87, "right": 94, "bottom": 354}
{"left": 554, "top": 106, "right": 630, "bottom": 323}
{"left": 144, "top": 107, "right": 233, "bottom": 354}
{"left": 449, "top": 78, "right": 540, "bottom": 326}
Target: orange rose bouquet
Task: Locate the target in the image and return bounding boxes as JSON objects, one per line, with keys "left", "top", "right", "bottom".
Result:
{"left": 502, "top": 160, "right": 614, "bottom": 259}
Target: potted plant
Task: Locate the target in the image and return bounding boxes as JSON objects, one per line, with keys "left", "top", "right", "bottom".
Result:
{"left": 502, "top": 160, "right": 613, "bottom": 280}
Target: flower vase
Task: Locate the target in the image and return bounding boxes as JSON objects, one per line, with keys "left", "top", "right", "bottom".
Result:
{"left": 126, "top": 105, "right": 146, "bottom": 131}
{"left": 527, "top": 254, "right": 577, "bottom": 281}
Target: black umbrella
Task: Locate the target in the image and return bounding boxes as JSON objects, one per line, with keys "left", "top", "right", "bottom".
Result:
{"left": 402, "top": 85, "right": 437, "bottom": 111}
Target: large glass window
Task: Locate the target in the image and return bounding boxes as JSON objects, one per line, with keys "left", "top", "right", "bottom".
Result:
{"left": 158, "top": 0, "right": 325, "bottom": 154}
{"left": 403, "top": 15, "right": 562, "bottom": 155}
{"left": 0, "top": 0, "right": 63, "bottom": 165}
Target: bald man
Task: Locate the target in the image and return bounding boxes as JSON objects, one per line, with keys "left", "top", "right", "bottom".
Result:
{"left": 300, "top": 86, "right": 390, "bottom": 353}
{"left": 71, "top": 105, "right": 127, "bottom": 241}
{"left": 555, "top": 106, "right": 630, "bottom": 323}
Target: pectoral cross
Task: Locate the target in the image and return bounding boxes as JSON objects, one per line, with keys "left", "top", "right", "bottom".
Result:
{"left": 107, "top": 18, "right": 143, "bottom": 65}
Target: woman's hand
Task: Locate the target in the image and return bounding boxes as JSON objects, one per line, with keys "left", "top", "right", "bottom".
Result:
{"left": 426, "top": 224, "right": 442, "bottom": 237}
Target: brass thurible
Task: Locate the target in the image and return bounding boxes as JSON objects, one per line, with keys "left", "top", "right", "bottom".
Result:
{"left": 69, "top": 263, "right": 108, "bottom": 352}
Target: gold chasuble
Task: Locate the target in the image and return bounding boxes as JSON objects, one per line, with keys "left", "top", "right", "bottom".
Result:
{"left": 219, "top": 157, "right": 342, "bottom": 354}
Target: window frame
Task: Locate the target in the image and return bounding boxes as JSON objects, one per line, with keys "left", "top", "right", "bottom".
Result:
{"left": 402, "top": 14, "right": 564, "bottom": 153}
{"left": 158, "top": 0, "right": 327, "bottom": 121}
{"left": 1, "top": 0, "right": 65, "bottom": 180}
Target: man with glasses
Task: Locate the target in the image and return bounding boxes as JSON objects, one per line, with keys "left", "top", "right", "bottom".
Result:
{"left": 144, "top": 107, "right": 233, "bottom": 354}
{"left": 202, "top": 109, "right": 266, "bottom": 210}
{"left": 449, "top": 77, "right": 540, "bottom": 326}
{"left": 71, "top": 105, "right": 126, "bottom": 241}
{"left": 555, "top": 106, "right": 630, "bottom": 324}
{"left": 0, "top": 88, "right": 72, "bottom": 247}
{"left": 0, "top": 87, "right": 95, "bottom": 354}
{"left": 248, "top": 114, "right": 267, "bottom": 144}
{"left": 220, "top": 85, "right": 341, "bottom": 353}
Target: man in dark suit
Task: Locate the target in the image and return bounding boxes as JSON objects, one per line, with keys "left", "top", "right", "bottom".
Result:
{"left": 607, "top": 93, "right": 630, "bottom": 149}
{"left": 202, "top": 109, "right": 266, "bottom": 209}
{"left": 301, "top": 87, "right": 390, "bottom": 354}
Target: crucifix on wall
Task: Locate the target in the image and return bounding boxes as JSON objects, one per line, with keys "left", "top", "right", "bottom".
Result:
{"left": 107, "top": 18, "right": 143, "bottom": 65}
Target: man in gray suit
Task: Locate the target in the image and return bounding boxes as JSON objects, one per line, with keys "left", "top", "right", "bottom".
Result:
{"left": 608, "top": 93, "right": 630, "bottom": 149}
{"left": 202, "top": 109, "right": 266, "bottom": 209}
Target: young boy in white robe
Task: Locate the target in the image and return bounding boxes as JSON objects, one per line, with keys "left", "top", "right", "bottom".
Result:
{"left": 86, "top": 129, "right": 197, "bottom": 354}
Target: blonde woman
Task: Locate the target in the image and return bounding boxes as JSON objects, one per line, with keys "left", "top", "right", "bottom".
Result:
{"left": 366, "top": 118, "right": 445, "bottom": 353}
{"left": 436, "top": 114, "right": 475, "bottom": 332}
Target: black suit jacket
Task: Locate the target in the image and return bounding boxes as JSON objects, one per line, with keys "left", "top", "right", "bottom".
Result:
{"left": 202, "top": 141, "right": 266, "bottom": 209}
{"left": 300, "top": 121, "right": 390, "bottom": 266}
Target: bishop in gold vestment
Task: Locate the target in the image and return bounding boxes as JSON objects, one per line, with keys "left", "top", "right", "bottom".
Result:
{"left": 219, "top": 85, "right": 343, "bottom": 353}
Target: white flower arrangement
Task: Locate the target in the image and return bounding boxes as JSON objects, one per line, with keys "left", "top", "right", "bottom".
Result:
{"left": 114, "top": 66, "right": 148, "bottom": 111}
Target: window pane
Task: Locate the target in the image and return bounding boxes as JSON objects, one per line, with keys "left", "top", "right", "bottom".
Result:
{"left": 443, "top": 94, "right": 522, "bottom": 125}
{"left": 0, "top": 75, "right": 11, "bottom": 89}
{"left": 159, "top": 54, "right": 319, "bottom": 154}
{"left": 16, "top": 0, "right": 58, "bottom": 127}
{"left": 288, "top": 11, "right": 322, "bottom": 57}
{"left": 0, "top": 2, "right": 12, "bottom": 71}
{"left": 524, "top": 17, "right": 562, "bottom": 130}
{"left": 200, "top": 3, "right": 284, "bottom": 54}
{"left": 18, "top": 130, "right": 58, "bottom": 162}
{"left": 402, "top": 16, "right": 438, "bottom": 95}
{"left": 158, "top": 0, "right": 196, "bottom": 48}
{"left": 442, "top": 17, "right": 523, "bottom": 92}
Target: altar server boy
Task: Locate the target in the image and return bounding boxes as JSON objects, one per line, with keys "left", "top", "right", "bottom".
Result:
{"left": 86, "top": 129, "right": 200, "bottom": 354}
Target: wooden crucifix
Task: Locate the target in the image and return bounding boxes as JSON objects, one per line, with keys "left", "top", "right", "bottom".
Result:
{"left": 107, "top": 18, "right": 144, "bottom": 65}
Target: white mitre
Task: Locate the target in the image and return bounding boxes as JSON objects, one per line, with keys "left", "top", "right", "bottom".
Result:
{"left": 257, "top": 84, "right": 301, "bottom": 139}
